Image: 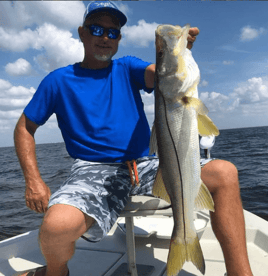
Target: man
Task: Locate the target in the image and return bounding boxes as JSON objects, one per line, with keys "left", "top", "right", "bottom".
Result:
{"left": 14, "top": 2, "right": 253, "bottom": 276}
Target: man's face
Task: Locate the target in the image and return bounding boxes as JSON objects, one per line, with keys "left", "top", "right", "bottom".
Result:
{"left": 81, "top": 14, "right": 121, "bottom": 63}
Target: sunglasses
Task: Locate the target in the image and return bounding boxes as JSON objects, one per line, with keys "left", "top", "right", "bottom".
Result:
{"left": 84, "top": 24, "right": 121, "bottom": 40}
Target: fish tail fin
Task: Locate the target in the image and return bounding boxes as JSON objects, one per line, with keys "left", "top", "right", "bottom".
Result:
{"left": 166, "top": 234, "right": 205, "bottom": 276}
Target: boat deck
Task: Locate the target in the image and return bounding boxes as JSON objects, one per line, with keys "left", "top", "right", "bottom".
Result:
{"left": 0, "top": 210, "right": 267, "bottom": 276}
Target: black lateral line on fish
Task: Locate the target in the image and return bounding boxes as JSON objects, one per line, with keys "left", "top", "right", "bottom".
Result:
{"left": 162, "top": 94, "right": 187, "bottom": 240}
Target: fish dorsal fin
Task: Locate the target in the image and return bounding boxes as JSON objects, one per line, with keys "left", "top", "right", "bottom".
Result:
{"left": 149, "top": 123, "right": 158, "bottom": 156}
{"left": 198, "top": 114, "right": 220, "bottom": 137}
{"left": 152, "top": 168, "right": 171, "bottom": 204}
{"left": 195, "top": 181, "right": 215, "bottom": 212}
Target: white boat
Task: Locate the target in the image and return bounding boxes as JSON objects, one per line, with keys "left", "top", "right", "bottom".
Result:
{"left": 1, "top": 138, "right": 268, "bottom": 276}
{"left": 0, "top": 206, "right": 267, "bottom": 276}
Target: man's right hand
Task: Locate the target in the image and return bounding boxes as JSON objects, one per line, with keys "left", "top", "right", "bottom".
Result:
{"left": 14, "top": 114, "right": 51, "bottom": 214}
{"left": 25, "top": 180, "right": 51, "bottom": 213}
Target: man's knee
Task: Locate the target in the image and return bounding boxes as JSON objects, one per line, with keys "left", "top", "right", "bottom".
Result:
{"left": 201, "top": 159, "right": 239, "bottom": 193}
{"left": 40, "top": 204, "right": 94, "bottom": 241}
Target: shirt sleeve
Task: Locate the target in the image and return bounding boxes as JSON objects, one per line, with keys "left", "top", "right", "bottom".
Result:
{"left": 125, "top": 56, "right": 154, "bottom": 94}
{"left": 23, "top": 72, "right": 57, "bottom": 126}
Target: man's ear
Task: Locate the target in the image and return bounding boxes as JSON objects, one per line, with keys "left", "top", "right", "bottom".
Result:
{"left": 78, "top": 26, "right": 84, "bottom": 42}
{"left": 118, "top": 33, "right": 122, "bottom": 42}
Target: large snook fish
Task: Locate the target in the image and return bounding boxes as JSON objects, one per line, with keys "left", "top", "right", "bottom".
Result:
{"left": 149, "top": 24, "right": 219, "bottom": 276}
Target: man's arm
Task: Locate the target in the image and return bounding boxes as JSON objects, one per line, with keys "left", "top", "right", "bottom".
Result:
{"left": 144, "top": 27, "right": 200, "bottom": 89}
{"left": 14, "top": 113, "right": 51, "bottom": 213}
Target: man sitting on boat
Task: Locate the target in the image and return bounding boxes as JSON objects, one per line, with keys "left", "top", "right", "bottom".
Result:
{"left": 14, "top": 1, "right": 254, "bottom": 276}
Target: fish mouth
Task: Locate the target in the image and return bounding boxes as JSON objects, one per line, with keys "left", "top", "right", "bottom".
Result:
{"left": 155, "top": 34, "right": 164, "bottom": 54}
{"left": 156, "top": 24, "right": 189, "bottom": 55}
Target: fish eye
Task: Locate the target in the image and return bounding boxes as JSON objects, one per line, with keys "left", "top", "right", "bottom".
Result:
{"left": 158, "top": 50, "right": 164, "bottom": 58}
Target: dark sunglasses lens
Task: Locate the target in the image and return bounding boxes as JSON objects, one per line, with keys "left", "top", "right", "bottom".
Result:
{"left": 90, "top": 25, "right": 103, "bottom": 37}
{"left": 108, "top": 29, "right": 120, "bottom": 39}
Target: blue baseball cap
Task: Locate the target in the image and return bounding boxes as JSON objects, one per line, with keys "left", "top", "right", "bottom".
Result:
{"left": 83, "top": 1, "right": 127, "bottom": 27}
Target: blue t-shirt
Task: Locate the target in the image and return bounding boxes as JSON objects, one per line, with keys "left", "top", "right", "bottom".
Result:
{"left": 24, "top": 56, "right": 153, "bottom": 162}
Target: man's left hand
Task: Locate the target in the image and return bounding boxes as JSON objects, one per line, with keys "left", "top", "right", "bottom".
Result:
{"left": 187, "top": 27, "right": 199, "bottom": 50}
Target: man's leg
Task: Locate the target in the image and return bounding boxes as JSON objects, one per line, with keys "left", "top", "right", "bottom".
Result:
{"left": 201, "top": 159, "right": 253, "bottom": 276}
{"left": 21, "top": 204, "right": 95, "bottom": 276}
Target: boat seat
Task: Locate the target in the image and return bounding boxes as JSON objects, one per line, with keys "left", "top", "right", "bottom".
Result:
{"left": 113, "top": 195, "right": 173, "bottom": 276}
{"left": 114, "top": 195, "right": 208, "bottom": 276}
{"left": 121, "top": 195, "right": 172, "bottom": 216}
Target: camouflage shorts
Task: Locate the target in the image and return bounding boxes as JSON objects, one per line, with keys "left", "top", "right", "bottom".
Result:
{"left": 48, "top": 156, "right": 214, "bottom": 242}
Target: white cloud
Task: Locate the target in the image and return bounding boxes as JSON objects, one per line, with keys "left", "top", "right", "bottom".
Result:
{"left": 220, "top": 45, "right": 250, "bottom": 54}
{"left": 231, "top": 77, "right": 268, "bottom": 104}
{"left": 0, "top": 23, "right": 84, "bottom": 72}
{"left": 200, "top": 76, "right": 268, "bottom": 119}
{"left": 33, "top": 23, "right": 84, "bottom": 72}
{"left": 121, "top": 20, "right": 159, "bottom": 47}
{"left": 0, "top": 80, "right": 35, "bottom": 97}
{"left": 223, "top": 60, "right": 234, "bottom": 65}
{"left": 0, "top": 119, "right": 11, "bottom": 131}
{"left": 0, "top": 98, "right": 31, "bottom": 111}
{"left": 141, "top": 93, "right": 154, "bottom": 114}
{"left": 0, "top": 79, "right": 12, "bottom": 91}
{"left": 0, "top": 79, "right": 60, "bottom": 136}
{"left": 199, "top": 80, "right": 208, "bottom": 87}
{"left": 200, "top": 91, "right": 232, "bottom": 113}
{"left": 240, "top": 25, "right": 266, "bottom": 42}
{"left": 45, "top": 114, "right": 58, "bottom": 129}
{"left": 0, "top": 79, "right": 35, "bottom": 113}
{"left": 141, "top": 92, "right": 155, "bottom": 127}
{"left": 0, "top": 1, "right": 85, "bottom": 72}
{"left": 0, "top": 79, "right": 34, "bottom": 136}
{"left": 5, "top": 58, "right": 33, "bottom": 76}
{"left": 0, "top": 1, "right": 85, "bottom": 31}
{"left": 0, "top": 110, "right": 22, "bottom": 120}
{"left": 0, "top": 27, "right": 37, "bottom": 52}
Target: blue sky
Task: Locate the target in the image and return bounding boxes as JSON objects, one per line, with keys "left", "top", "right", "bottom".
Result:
{"left": 0, "top": 1, "right": 268, "bottom": 147}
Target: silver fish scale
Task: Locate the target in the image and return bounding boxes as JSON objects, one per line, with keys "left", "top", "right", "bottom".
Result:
{"left": 156, "top": 94, "right": 200, "bottom": 231}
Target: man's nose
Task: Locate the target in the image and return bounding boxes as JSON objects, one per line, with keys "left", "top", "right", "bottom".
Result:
{"left": 102, "top": 34, "right": 109, "bottom": 41}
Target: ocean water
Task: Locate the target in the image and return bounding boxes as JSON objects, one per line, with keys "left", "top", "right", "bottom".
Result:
{"left": 0, "top": 126, "right": 268, "bottom": 241}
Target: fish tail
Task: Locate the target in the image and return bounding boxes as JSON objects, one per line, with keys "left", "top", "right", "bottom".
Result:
{"left": 166, "top": 234, "right": 205, "bottom": 276}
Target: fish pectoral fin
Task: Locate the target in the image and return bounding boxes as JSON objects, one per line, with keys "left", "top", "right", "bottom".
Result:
{"left": 195, "top": 181, "right": 215, "bottom": 212}
{"left": 198, "top": 114, "right": 220, "bottom": 137}
{"left": 185, "top": 97, "right": 209, "bottom": 115}
{"left": 167, "top": 235, "right": 205, "bottom": 276}
{"left": 149, "top": 123, "right": 158, "bottom": 155}
{"left": 152, "top": 168, "right": 171, "bottom": 204}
